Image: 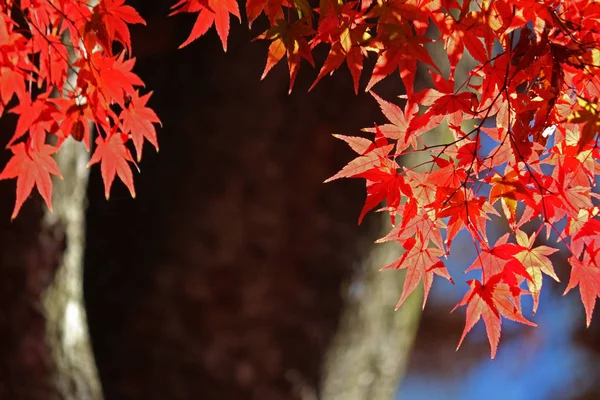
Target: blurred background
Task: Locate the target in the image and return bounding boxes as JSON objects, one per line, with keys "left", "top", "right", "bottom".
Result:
{"left": 0, "top": 0, "right": 599, "bottom": 399}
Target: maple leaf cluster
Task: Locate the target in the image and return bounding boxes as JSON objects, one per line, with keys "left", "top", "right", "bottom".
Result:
{"left": 0, "top": 0, "right": 160, "bottom": 218}
{"left": 169, "top": 0, "right": 600, "bottom": 358}
{"left": 3, "top": 0, "right": 600, "bottom": 359}
{"left": 321, "top": 0, "right": 600, "bottom": 359}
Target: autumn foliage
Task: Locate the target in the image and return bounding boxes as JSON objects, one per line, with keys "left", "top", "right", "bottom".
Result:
{"left": 2, "top": 0, "right": 600, "bottom": 359}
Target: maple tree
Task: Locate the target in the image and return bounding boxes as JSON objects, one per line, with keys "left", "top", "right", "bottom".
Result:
{"left": 2, "top": 0, "right": 600, "bottom": 360}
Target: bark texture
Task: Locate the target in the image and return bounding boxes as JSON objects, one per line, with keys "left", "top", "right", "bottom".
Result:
{"left": 320, "top": 215, "right": 422, "bottom": 400}
{"left": 42, "top": 139, "right": 103, "bottom": 400}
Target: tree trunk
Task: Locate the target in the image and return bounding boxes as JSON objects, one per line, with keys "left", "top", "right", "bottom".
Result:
{"left": 42, "top": 138, "right": 103, "bottom": 400}
{"left": 321, "top": 215, "right": 422, "bottom": 400}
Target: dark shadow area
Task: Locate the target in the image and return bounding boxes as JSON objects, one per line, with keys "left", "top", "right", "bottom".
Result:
{"left": 84, "top": 1, "right": 389, "bottom": 399}
{"left": 0, "top": 120, "right": 64, "bottom": 399}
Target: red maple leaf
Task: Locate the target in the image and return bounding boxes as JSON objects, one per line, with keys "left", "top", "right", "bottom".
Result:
{"left": 8, "top": 93, "right": 58, "bottom": 148}
{"left": 437, "top": 6, "right": 489, "bottom": 77}
{"left": 256, "top": 18, "right": 315, "bottom": 93}
{"left": 355, "top": 157, "right": 411, "bottom": 224}
{"left": 310, "top": 2, "right": 369, "bottom": 93}
{"left": 366, "top": 32, "right": 439, "bottom": 95}
{"left": 310, "top": 42, "right": 365, "bottom": 94}
{"left": 0, "top": 16, "right": 29, "bottom": 108}
{"left": 382, "top": 234, "right": 453, "bottom": 309}
{"left": 436, "top": 187, "right": 496, "bottom": 248}
{"left": 362, "top": 92, "right": 420, "bottom": 152}
{"left": 170, "top": 0, "right": 241, "bottom": 51}
{"left": 76, "top": 52, "right": 144, "bottom": 107}
{"left": 0, "top": 65, "right": 27, "bottom": 108}
{"left": 409, "top": 71, "right": 478, "bottom": 136}
{"left": 32, "top": 32, "right": 69, "bottom": 87}
{"left": 564, "top": 245, "right": 600, "bottom": 327}
{"left": 120, "top": 91, "right": 161, "bottom": 161}
{"left": 330, "top": 134, "right": 374, "bottom": 155}
{"left": 368, "top": 0, "right": 438, "bottom": 35}
{"left": 246, "top": 0, "right": 288, "bottom": 27}
{"left": 85, "top": 0, "right": 146, "bottom": 54}
{"left": 453, "top": 274, "right": 536, "bottom": 359}
{"left": 88, "top": 131, "right": 137, "bottom": 200}
{"left": 464, "top": 233, "right": 526, "bottom": 283}
{"left": 567, "top": 208, "right": 600, "bottom": 259}
{"left": 0, "top": 142, "right": 62, "bottom": 219}
{"left": 573, "top": 216, "right": 600, "bottom": 241}
{"left": 513, "top": 230, "right": 559, "bottom": 313}
{"left": 325, "top": 126, "right": 393, "bottom": 182}
{"left": 488, "top": 168, "right": 536, "bottom": 225}
{"left": 50, "top": 98, "right": 95, "bottom": 150}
